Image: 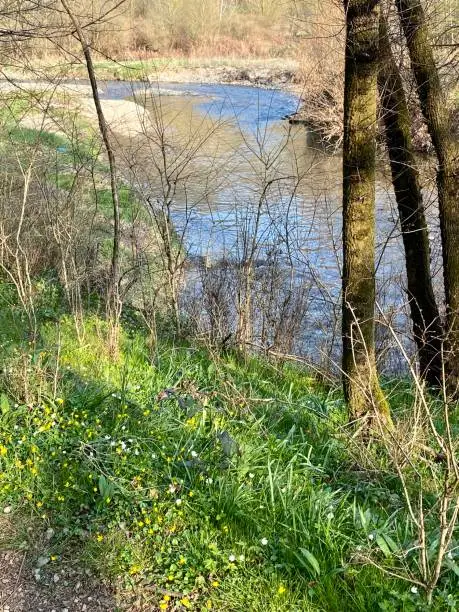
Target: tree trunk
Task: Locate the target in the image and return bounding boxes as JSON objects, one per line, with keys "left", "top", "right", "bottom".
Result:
{"left": 378, "top": 15, "right": 444, "bottom": 387}
{"left": 61, "top": 0, "right": 122, "bottom": 354}
{"left": 342, "top": 0, "right": 391, "bottom": 425}
{"left": 395, "top": 0, "right": 459, "bottom": 392}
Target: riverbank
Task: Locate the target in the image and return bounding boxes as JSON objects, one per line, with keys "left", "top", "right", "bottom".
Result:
{"left": 2, "top": 57, "right": 300, "bottom": 88}
{"left": 4, "top": 55, "right": 458, "bottom": 153}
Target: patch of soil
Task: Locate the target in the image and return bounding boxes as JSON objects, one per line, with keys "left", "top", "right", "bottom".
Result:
{"left": 0, "top": 549, "right": 116, "bottom": 612}
{"left": 0, "top": 518, "right": 116, "bottom": 612}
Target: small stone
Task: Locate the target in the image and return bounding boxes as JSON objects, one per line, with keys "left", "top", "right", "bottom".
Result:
{"left": 36, "top": 556, "right": 50, "bottom": 568}
{"left": 3, "top": 506, "right": 12, "bottom": 514}
{"left": 53, "top": 573, "right": 60, "bottom": 583}
{"left": 45, "top": 528, "right": 55, "bottom": 540}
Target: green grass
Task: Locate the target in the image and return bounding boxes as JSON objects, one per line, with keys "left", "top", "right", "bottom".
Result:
{"left": 0, "top": 99, "right": 145, "bottom": 226}
{"left": 0, "top": 284, "right": 457, "bottom": 611}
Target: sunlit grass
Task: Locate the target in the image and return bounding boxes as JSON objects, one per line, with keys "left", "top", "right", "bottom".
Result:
{"left": 0, "top": 296, "right": 456, "bottom": 610}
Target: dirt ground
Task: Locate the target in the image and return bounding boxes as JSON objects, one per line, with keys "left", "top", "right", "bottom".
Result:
{"left": 0, "top": 517, "right": 117, "bottom": 612}
{"left": 0, "top": 549, "right": 116, "bottom": 612}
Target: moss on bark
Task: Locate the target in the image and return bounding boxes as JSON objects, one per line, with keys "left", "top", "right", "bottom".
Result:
{"left": 342, "top": 0, "right": 391, "bottom": 425}
{"left": 395, "top": 0, "right": 459, "bottom": 393}
{"left": 378, "top": 15, "right": 444, "bottom": 387}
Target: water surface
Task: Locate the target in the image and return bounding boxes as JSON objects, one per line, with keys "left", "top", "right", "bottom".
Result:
{"left": 102, "top": 79, "right": 441, "bottom": 370}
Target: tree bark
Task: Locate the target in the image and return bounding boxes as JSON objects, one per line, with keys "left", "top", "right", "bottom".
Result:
{"left": 378, "top": 15, "right": 444, "bottom": 386}
{"left": 395, "top": 0, "right": 459, "bottom": 392}
{"left": 342, "top": 0, "right": 391, "bottom": 424}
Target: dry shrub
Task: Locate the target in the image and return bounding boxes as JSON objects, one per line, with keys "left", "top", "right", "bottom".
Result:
{"left": 4, "top": 0, "right": 307, "bottom": 60}
{"left": 293, "top": 1, "right": 345, "bottom": 143}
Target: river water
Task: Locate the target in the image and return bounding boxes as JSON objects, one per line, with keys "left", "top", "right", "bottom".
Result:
{"left": 102, "top": 80, "right": 442, "bottom": 372}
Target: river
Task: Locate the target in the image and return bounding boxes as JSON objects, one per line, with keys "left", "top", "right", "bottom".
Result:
{"left": 102, "top": 79, "right": 442, "bottom": 373}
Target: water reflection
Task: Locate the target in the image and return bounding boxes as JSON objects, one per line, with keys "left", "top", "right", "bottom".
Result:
{"left": 104, "top": 79, "right": 441, "bottom": 373}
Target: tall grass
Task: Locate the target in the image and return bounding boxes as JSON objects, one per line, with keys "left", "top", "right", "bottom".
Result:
{"left": 0, "top": 289, "right": 457, "bottom": 609}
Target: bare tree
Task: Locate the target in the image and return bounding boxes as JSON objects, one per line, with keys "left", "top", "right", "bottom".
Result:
{"left": 60, "top": 0, "right": 123, "bottom": 353}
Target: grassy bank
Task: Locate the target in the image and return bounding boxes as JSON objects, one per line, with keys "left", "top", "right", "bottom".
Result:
{"left": 0, "top": 283, "right": 458, "bottom": 610}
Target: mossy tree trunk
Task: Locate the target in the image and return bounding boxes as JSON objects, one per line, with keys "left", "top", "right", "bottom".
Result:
{"left": 342, "top": 0, "right": 391, "bottom": 425}
{"left": 395, "top": 0, "right": 459, "bottom": 392}
{"left": 378, "top": 15, "right": 444, "bottom": 386}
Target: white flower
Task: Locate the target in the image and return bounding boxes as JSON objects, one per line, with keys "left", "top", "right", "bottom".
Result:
{"left": 248, "top": 473, "right": 255, "bottom": 479}
{"left": 228, "top": 554, "right": 236, "bottom": 562}
{"left": 169, "top": 484, "right": 177, "bottom": 493}
{"left": 175, "top": 498, "right": 182, "bottom": 505}
{"left": 205, "top": 478, "right": 213, "bottom": 485}
{"left": 368, "top": 533, "right": 374, "bottom": 541}
{"left": 327, "top": 512, "right": 334, "bottom": 520}
{"left": 191, "top": 450, "right": 198, "bottom": 458}
{"left": 410, "top": 586, "right": 418, "bottom": 594}
{"left": 447, "top": 551, "right": 453, "bottom": 559}
{"left": 261, "top": 538, "right": 268, "bottom": 546}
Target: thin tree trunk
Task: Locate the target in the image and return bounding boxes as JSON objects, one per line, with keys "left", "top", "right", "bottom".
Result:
{"left": 342, "top": 0, "right": 391, "bottom": 425}
{"left": 61, "top": 0, "right": 122, "bottom": 353}
{"left": 378, "top": 14, "right": 444, "bottom": 386}
{"left": 395, "top": 0, "right": 459, "bottom": 391}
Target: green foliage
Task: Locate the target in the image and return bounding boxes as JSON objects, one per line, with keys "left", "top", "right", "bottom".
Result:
{"left": 0, "top": 290, "right": 457, "bottom": 609}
